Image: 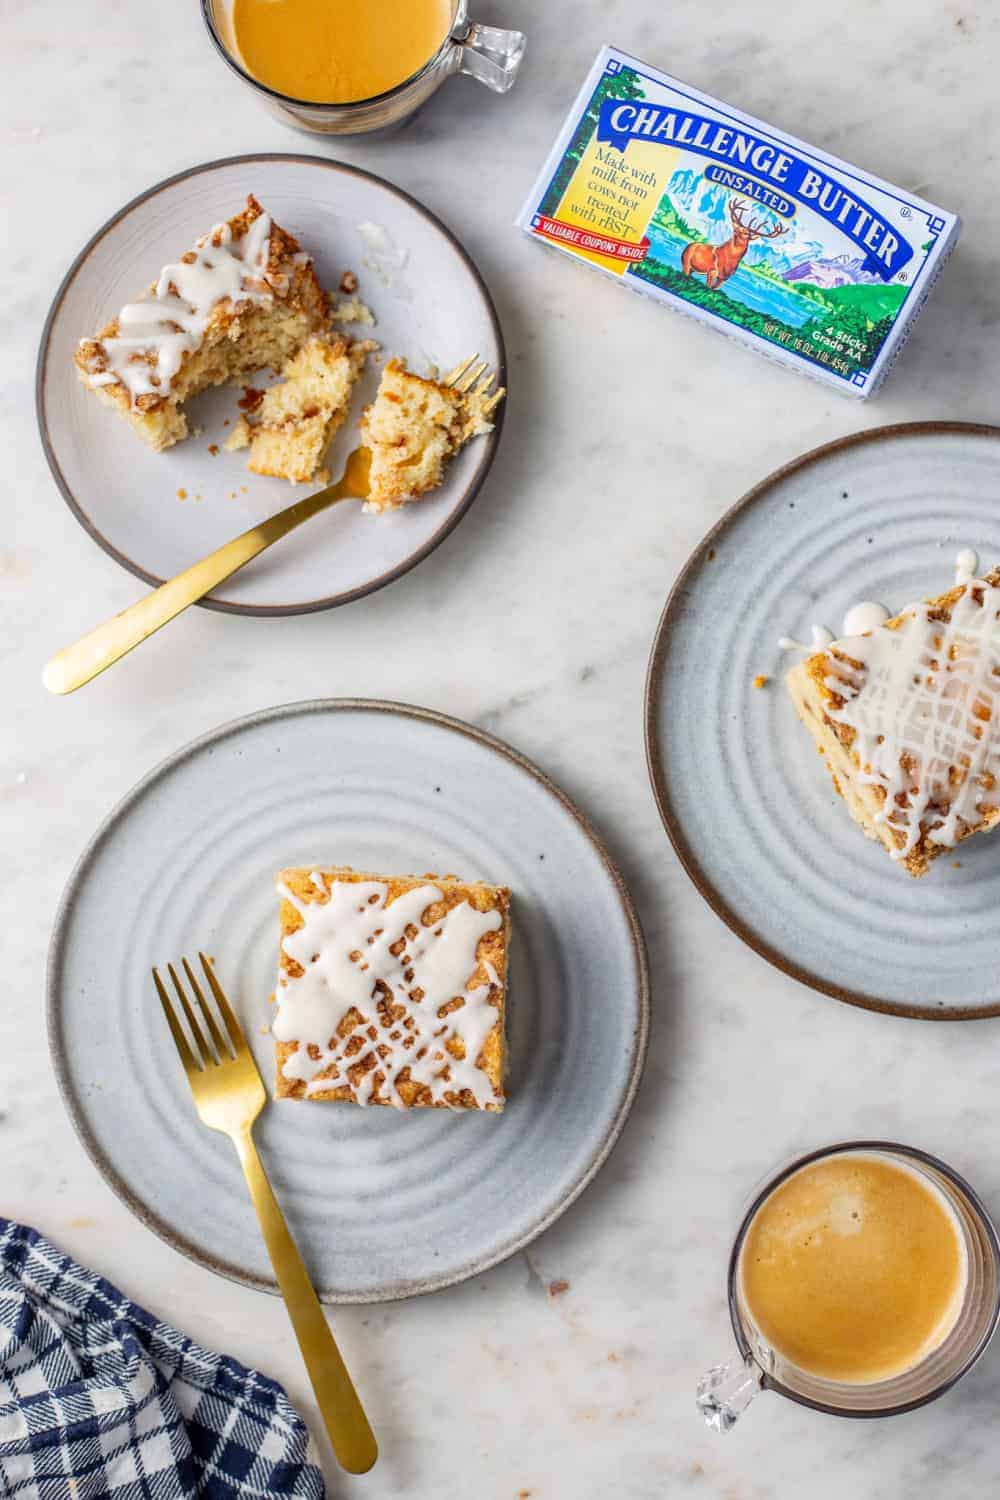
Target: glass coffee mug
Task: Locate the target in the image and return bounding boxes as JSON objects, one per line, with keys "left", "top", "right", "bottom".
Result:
{"left": 698, "top": 1142, "right": 1000, "bottom": 1429}
{"left": 201, "top": 0, "right": 526, "bottom": 135}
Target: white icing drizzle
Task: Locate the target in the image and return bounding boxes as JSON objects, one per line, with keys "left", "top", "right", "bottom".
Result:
{"left": 841, "top": 601, "right": 890, "bottom": 636}
{"left": 780, "top": 551, "right": 982, "bottom": 651}
{"left": 779, "top": 624, "right": 834, "bottom": 652}
{"left": 955, "top": 548, "right": 979, "bottom": 586}
{"left": 358, "top": 220, "right": 413, "bottom": 300}
{"left": 79, "top": 213, "right": 273, "bottom": 406}
{"left": 823, "top": 578, "right": 1000, "bottom": 857}
{"left": 273, "top": 875, "right": 503, "bottom": 1108}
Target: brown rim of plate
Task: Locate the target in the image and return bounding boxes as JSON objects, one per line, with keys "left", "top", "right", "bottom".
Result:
{"left": 35, "top": 154, "right": 507, "bottom": 618}
{"left": 47, "top": 698, "right": 651, "bottom": 1303}
{"left": 644, "top": 419, "right": 1000, "bottom": 1024}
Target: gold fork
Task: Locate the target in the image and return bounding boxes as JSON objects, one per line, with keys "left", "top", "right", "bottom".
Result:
{"left": 153, "top": 952, "right": 378, "bottom": 1476}
{"left": 44, "top": 356, "right": 500, "bottom": 696}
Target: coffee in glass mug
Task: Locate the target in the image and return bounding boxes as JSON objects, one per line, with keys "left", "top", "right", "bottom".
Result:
{"left": 739, "top": 1152, "right": 966, "bottom": 1384}
{"left": 698, "top": 1142, "right": 1000, "bottom": 1428}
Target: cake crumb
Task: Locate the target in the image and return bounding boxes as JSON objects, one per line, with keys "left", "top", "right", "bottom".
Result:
{"left": 335, "top": 295, "right": 376, "bottom": 327}
{"left": 753, "top": 674, "right": 769, "bottom": 689}
{"left": 952, "top": 860, "right": 962, "bottom": 868}
{"left": 225, "top": 416, "right": 252, "bottom": 452}
{"left": 208, "top": 443, "right": 219, "bottom": 456}
{"left": 548, "top": 1279, "right": 570, "bottom": 1298}
{"left": 238, "top": 386, "right": 265, "bottom": 412}
{"left": 176, "top": 488, "right": 187, "bottom": 500}
{"left": 339, "top": 270, "right": 359, "bottom": 294}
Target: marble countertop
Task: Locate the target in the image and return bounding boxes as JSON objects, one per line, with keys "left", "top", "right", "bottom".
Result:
{"left": 5, "top": 1, "right": 1000, "bottom": 1494}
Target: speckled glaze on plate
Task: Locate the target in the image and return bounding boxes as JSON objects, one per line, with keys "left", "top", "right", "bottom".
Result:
{"left": 36, "top": 155, "right": 505, "bottom": 615}
{"left": 645, "top": 422, "right": 1000, "bottom": 1019}
{"left": 48, "top": 701, "right": 649, "bottom": 1302}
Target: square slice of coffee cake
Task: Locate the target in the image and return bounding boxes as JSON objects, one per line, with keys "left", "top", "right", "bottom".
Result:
{"left": 273, "top": 866, "right": 510, "bottom": 1108}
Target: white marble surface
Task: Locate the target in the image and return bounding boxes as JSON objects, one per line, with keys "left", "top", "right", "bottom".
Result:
{"left": 4, "top": 1, "right": 1000, "bottom": 1494}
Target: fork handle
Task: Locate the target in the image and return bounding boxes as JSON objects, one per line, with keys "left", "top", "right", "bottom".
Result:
{"left": 233, "top": 1128, "right": 378, "bottom": 1475}
{"left": 42, "top": 483, "right": 346, "bottom": 696}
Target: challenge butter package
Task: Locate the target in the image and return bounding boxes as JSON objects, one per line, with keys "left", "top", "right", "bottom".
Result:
{"left": 517, "top": 47, "right": 960, "bottom": 398}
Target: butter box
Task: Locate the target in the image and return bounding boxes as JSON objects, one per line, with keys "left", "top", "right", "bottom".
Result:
{"left": 517, "top": 46, "right": 959, "bottom": 398}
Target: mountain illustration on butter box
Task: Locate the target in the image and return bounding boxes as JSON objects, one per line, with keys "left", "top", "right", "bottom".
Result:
{"left": 517, "top": 47, "right": 959, "bottom": 398}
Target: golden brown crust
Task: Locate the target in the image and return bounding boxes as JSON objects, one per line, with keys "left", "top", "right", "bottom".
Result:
{"left": 274, "top": 866, "right": 510, "bottom": 1109}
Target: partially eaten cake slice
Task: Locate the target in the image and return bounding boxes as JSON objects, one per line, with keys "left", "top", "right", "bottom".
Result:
{"left": 273, "top": 867, "right": 510, "bottom": 1109}
{"left": 359, "top": 357, "right": 504, "bottom": 514}
{"left": 786, "top": 568, "right": 1000, "bottom": 875}
{"left": 75, "top": 195, "right": 329, "bottom": 452}
{"left": 224, "top": 334, "right": 376, "bottom": 483}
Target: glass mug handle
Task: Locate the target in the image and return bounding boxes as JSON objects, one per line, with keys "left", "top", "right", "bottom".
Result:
{"left": 696, "top": 1356, "right": 763, "bottom": 1432}
{"left": 452, "top": 19, "right": 526, "bottom": 93}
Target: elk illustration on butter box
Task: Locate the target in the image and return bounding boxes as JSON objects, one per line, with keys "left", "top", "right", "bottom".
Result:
{"left": 517, "top": 47, "right": 960, "bottom": 397}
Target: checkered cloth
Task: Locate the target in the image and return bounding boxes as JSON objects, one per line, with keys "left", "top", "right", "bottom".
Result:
{"left": 0, "top": 1220, "right": 325, "bottom": 1499}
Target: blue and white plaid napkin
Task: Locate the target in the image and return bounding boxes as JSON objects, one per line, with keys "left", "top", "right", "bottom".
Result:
{"left": 0, "top": 1220, "right": 325, "bottom": 1499}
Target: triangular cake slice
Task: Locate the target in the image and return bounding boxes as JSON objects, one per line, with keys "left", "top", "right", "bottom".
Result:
{"left": 786, "top": 568, "right": 1000, "bottom": 876}
{"left": 75, "top": 195, "right": 329, "bottom": 452}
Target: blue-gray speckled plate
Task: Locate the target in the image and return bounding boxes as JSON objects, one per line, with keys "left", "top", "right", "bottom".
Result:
{"left": 646, "top": 422, "right": 1000, "bottom": 1020}
{"left": 48, "top": 701, "right": 648, "bottom": 1302}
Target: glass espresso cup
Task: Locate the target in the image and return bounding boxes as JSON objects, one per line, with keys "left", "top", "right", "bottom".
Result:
{"left": 201, "top": 0, "right": 526, "bottom": 136}
{"left": 698, "top": 1142, "right": 1000, "bottom": 1429}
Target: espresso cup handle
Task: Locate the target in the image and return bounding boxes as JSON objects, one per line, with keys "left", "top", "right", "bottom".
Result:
{"left": 454, "top": 21, "right": 525, "bottom": 93}
{"left": 696, "top": 1356, "right": 762, "bottom": 1432}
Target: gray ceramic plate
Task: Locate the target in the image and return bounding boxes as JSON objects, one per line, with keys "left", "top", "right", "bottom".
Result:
{"left": 36, "top": 154, "right": 505, "bottom": 615}
{"left": 646, "top": 422, "right": 1000, "bottom": 1020}
{"left": 48, "top": 701, "right": 649, "bottom": 1301}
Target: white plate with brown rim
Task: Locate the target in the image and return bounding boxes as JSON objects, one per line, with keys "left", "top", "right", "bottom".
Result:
{"left": 36, "top": 154, "right": 506, "bottom": 616}
{"left": 645, "top": 422, "right": 1000, "bottom": 1020}
{"left": 47, "top": 700, "right": 649, "bottom": 1302}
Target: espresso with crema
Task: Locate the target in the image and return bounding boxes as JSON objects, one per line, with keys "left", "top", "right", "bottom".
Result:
{"left": 739, "top": 1153, "right": 967, "bottom": 1384}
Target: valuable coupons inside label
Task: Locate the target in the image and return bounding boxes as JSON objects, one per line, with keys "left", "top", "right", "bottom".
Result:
{"left": 517, "top": 47, "right": 959, "bottom": 398}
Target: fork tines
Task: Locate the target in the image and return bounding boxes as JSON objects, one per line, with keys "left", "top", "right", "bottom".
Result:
{"left": 442, "top": 353, "right": 504, "bottom": 422}
{"left": 152, "top": 952, "right": 245, "bottom": 1072}
{"left": 444, "top": 354, "right": 499, "bottom": 394}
